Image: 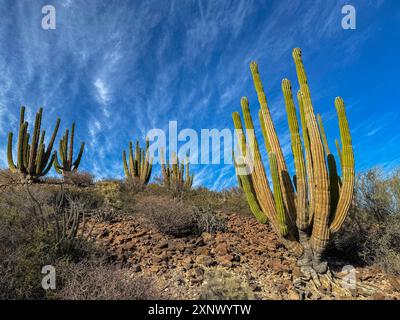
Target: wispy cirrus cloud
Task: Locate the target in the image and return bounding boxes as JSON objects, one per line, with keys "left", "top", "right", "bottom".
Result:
{"left": 0, "top": 0, "right": 398, "bottom": 187}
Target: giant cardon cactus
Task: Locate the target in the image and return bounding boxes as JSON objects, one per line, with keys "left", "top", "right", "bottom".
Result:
{"left": 160, "top": 149, "right": 194, "bottom": 190}
{"left": 122, "top": 139, "right": 153, "bottom": 184}
{"left": 7, "top": 106, "right": 60, "bottom": 183}
{"left": 232, "top": 48, "right": 354, "bottom": 274}
{"left": 54, "top": 123, "right": 85, "bottom": 176}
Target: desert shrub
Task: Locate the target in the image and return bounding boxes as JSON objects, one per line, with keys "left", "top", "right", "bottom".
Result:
{"left": 55, "top": 260, "right": 161, "bottom": 300}
{"left": 63, "top": 171, "right": 95, "bottom": 187}
{"left": 199, "top": 267, "right": 254, "bottom": 300}
{"left": 139, "top": 196, "right": 194, "bottom": 237}
{"left": 0, "top": 184, "right": 103, "bottom": 299}
{"left": 191, "top": 205, "right": 227, "bottom": 235}
{"left": 329, "top": 168, "right": 400, "bottom": 275}
{"left": 138, "top": 195, "right": 228, "bottom": 237}
{"left": 118, "top": 178, "right": 145, "bottom": 213}
{"left": 179, "top": 187, "right": 252, "bottom": 216}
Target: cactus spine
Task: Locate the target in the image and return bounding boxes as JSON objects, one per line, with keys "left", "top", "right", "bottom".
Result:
{"left": 160, "top": 149, "right": 194, "bottom": 190}
{"left": 122, "top": 139, "right": 153, "bottom": 184}
{"left": 7, "top": 106, "right": 60, "bottom": 182}
{"left": 54, "top": 123, "right": 85, "bottom": 175}
{"left": 232, "top": 49, "right": 354, "bottom": 273}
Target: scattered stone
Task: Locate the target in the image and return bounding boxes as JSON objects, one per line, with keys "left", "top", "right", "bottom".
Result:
{"left": 217, "top": 255, "right": 234, "bottom": 267}
{"left": 215, "top": 243, "right": 229, "bottom": 256}
{"left": 196, "top": 247, "right": 211, "bottom": 256}
{"left": 131, "top": 264, "right": 141, "bottom": 272}
{"left": 201, "top": 232, "right": 213, "bottom": 244}
{"left": 195, "top": 255, "right": 214, "bottom": 267}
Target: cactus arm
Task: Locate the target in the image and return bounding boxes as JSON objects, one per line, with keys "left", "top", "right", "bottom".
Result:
{"left": 129, "top": 141, "right": 136, "bottom": 178}
{"left": 53, "top": 151, "right": 63, "bottom": 174}
{"left": 335, "top": 139, "right": 343, "bottom": 170}
{"left": 297, "top": 91, "right": 315, "bottom": 223}
{"left": 134, "top": 140, "right": 140, "bottom": 176}
{"left": 35, "top": 131, "right": 46, "bottom": 174}
{"left": 59, "top": 136, "right": 66, "bottom": 169}
{"left": 72, "top": 142, "right": 84, "bottom": 171}
{"left": 317, "top": 114, "right": 341, "bottom": 218}
{"left": 293, "top": 48, "right": 330, "bottom": 253}
{"left": 329, "top": 97, "right": 355, "bottom": 233}
{"left": 317, "top": 114, "right": 331, "bottom": 155}
{"left": 24, "top": 137, "right": 30, "bottom": 171}
{"left": 28, "top": 109, "right": 42, "bottom": 174}
{"left": 36, "top": 144, "right": 45, "bottom": 174}
{"left": 269, "top": 152, "right": 288, "bottom": 236}
{"left": 69, "top": 123, "right": 75, "bottom": 166}
{"left": 41, "top": 118, "right": 60, "bottom": 171}
{"left": 122, "top": 150, "right": 130, "bottom": 178}
{"left": 145, "top": 158, "right": 153, "bottom": 184}
{"left": 240, "top": 98, "right": 294, "bottom": 231}
{"left": 250, "top": 62, "right": 297, "bottom": 224}
{"left": 282, "top": 79, "right": 308, "bottom": 230}
{"left": 232, "top": 111, "right": 280, "bottom": 230}
{"left": 234, "top": 151, "right": 267, "bottom": 223}
{"left": 19, "top": 106, "right": 25, "bottom": 125}
{"left": 42, "top": 153, "right": 55, "bottom": 176}
{"left": 7, "top": 133, "right": 17, "bottom": 173}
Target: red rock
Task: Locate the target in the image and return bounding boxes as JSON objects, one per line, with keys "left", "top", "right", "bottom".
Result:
{"left": 215, "top": 243, "right": 229, "bottom": 256}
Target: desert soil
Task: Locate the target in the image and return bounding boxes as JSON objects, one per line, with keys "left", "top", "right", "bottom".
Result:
{"left": 86, "top": 212, "right": 400, "bottom": 300}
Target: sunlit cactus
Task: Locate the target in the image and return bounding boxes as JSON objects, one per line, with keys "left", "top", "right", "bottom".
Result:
{"left": 232, "top": 48, "right": 354, "bottom": 273}
{"left": 54, "top": 123, "right": 85, "bottom": 176}
{"left": 122, "top": 139, "right": 153, "bottom": 184}
{"left": 160, "top": 148, "right": 194, "bottom": 190}
{"left": 7, "top": 106, "right": 60, "bottom": 183}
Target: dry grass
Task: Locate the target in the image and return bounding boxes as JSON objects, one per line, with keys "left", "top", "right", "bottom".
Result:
{"left": 199, "top": 267, "right": 254, "bottom": 300}
{"left": 56, "top": 260, "right": 161, "bottom": 300}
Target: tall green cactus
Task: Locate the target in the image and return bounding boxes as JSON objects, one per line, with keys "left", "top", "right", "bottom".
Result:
{"left": 122, "top": 139, "right": 153, "bottom": 184}
{"left": 7, "top": 106, "right": 60, "bottom": 182}
{"left": 160, "top": 149, "right": 194, "bottom": 190}
{"left": 232, "top": 48, "right": 354, "bottom": 273}
{"left": 54, "top": 123, "right": 85, "bottom": 175}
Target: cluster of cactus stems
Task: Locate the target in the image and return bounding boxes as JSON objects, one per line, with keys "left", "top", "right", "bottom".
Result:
{"left": 54, "top": 123, "right": 85, "bottom": 175}
{"left": 232, "top": 48, "right": 354, "bottom": 273}
{"left": 7, "top": 106, "right": 60, "bottom": 182}
{"left": 122, "top": 139, "right": 153, "bottom": 184}
{"left": 160, "top": 148, "right": 194, "bottom": 190}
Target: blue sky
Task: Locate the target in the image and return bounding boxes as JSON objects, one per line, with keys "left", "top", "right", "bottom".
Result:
{"left": 0, "top": 0, "right": 399, "bottom": 189}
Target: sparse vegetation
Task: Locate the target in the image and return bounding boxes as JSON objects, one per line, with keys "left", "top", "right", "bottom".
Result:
{"left": 330, "top": 168, "right": 400, "bottom": 275}
{"left": 199, "top": 267, "right": 254, "bottom": 300}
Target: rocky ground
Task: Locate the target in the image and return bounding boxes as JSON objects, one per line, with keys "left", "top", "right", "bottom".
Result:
{"left": 85, "top": 212, "right": 400, "bottom": 300}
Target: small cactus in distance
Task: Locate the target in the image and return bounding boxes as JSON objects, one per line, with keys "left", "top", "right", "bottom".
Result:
{"left": 54, "top": 123, "right": 85, "bottom": 176}
{"left": 7, "top": 106, "right": 60, "bottom": 183}
{"left": 122, "top": 139, "right": 153, "bottom": 184}
{"left": 160, "top": 148, "right": 194, "bottom": 190}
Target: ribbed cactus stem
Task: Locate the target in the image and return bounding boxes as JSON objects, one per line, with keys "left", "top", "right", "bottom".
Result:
{"left": 335, "top": 139, "right": 343, "bottom": 170}
{"left": 232, "top": 111, "right": 278, "bottom": 227}
{"left": 269, "top": 152, "right": 288, "bottom": 236}
{"left": 317, "top": 114, "right": 341, "bottom": 217}
{"left": 293, "top": 48, "right": 330, "bottom": 253}
{"left": 250, "top": 62, "right": 297, "bottom": 226}
{"left": 297, "top": 91, "right": 315, "bottom": 223}
{"left": 233, "top": 150, "right": 267, "bottom": 223}
{"left": 282, "top": 79, "right": 308, "bottom": 230}
{"left": 329, "top": 97, "right": 354, "bottom": 233}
